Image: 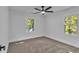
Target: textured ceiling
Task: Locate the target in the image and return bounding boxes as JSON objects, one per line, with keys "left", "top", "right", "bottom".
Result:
{"left": 9, "top": 6, "right": 72, "bottom": 14}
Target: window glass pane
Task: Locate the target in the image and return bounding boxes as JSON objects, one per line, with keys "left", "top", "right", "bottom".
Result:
{"left": 25, "top": 18, "right": 34, "bottom": 32}
{"left": 65, "top": 16, "right": 77, "bottom": 34}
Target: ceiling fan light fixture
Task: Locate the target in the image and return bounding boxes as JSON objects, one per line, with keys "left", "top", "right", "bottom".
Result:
{"left": 41, "top": 11, "right": 45, "bottom": 14}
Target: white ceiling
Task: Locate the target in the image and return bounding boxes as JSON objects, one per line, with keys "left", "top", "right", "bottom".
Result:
{"left": 9, "top": 6, "right": 72, "bottom": 14}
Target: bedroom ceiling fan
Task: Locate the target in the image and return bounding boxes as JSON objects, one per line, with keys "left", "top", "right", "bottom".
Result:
{"left": 33, "top": 6, "right": 53, "bottom": 15}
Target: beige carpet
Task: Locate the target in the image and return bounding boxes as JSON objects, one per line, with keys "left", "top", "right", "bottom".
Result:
{"left": 8, "top": 37, "right": 79, "bottom": 53}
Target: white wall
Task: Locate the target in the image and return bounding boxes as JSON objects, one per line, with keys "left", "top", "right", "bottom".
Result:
{"left": 9, "top": 10, "right": 45, "bottom": 42}
{"left": 0, "top": 7, "right": 9, "bottom": 53}
{"left": 45, "top": 7, "right": 79, "bottom": 48}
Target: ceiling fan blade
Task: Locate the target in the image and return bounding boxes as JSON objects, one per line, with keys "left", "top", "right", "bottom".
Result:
{"left": 45, "top": 11, "right": 53, "bottom": 13}
{"left": 33, "top": 12, "right": 41, "bottom": 14}
{"left": 34, "top": 8, "right": 41, "bottom": 11}
{"left": 45, "top": 6, "right": 52, "bottom": 11}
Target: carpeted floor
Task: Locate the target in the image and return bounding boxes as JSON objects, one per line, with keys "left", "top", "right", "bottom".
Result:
{"left": 8, "top": 37, "right": 79, "bottom": 53}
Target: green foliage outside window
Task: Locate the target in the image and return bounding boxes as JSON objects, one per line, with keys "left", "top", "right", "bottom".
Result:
{"left": 65, "top": 16, "right": 77, "bottom": 34}
{"left": 25, "top": 18, "right": 34, "bottom": 32}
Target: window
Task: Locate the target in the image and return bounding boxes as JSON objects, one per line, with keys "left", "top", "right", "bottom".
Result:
{"left": 25, "top": 18, "right": 34, "bottom": 32}
{"left": 65, "top": 16, "right": 77, "bottom": 34}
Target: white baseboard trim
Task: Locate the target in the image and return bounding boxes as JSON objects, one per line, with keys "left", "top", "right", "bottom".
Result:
{"left": 45, "top": 35, "right": 79, "bottom": 48}
{"left": 9, "top": 35, "right": 44, "bottom": 43}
